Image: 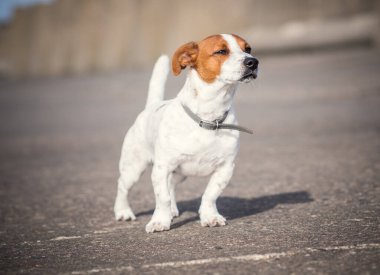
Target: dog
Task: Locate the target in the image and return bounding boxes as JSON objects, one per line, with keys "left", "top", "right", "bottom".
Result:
{"left": 114, "top": 34, "right": 259, "bottom": 233}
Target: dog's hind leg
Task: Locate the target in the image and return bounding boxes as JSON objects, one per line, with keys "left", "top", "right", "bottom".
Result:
{"left": 114, "top": 132, "right": 149, "bottom": 221}
{"left": 168, "top": 173, "right": 186, "bottom": 218}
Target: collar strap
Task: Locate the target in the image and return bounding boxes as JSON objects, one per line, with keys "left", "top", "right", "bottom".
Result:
{"left": 182, "top": 104, "right": 253, "bottom": 134}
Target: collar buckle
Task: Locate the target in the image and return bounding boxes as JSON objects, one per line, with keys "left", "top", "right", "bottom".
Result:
{"left": 199, "top": 120, "right": 218, "bottom": 130}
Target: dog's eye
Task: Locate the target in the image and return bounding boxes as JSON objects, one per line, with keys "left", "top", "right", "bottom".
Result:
{"left": 214, "top": 49, "right": 228, "bottom": 55}
{"left": 244, "top": 47, "right": 252, "bottom": 54}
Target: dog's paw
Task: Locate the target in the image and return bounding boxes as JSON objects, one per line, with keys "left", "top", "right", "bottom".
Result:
{"left": 200, "top": 213, "right": 227, "bottom": 227}
{"left": 114, "top": 208, "right": 136, "bottom": 221}
{"left": 145, "top": 219, "right": 171, "bottom": 233}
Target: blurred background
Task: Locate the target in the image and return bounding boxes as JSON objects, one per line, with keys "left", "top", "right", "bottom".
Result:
{"left": 0, "top": 0, "right": 379, "bottom": 77}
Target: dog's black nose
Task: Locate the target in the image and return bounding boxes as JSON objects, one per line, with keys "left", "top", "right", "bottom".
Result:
{"left": 244, "top": 57, "right": 259, "bottom": 69}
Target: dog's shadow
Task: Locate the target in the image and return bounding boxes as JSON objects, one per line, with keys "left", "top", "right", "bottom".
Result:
{"left": 136, "top": 191, "right": 313, "bottom": 229}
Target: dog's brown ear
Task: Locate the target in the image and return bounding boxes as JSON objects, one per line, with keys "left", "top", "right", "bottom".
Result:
{"left": 172, "top": 42, "right": 198, "bottom": 76}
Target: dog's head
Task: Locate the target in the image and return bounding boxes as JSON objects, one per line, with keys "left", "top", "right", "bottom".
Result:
{"left": 172, "top": 34, "right": 259, "bottom": 84}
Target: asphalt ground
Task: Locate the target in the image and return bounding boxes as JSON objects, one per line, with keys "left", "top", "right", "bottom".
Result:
{"left": 0, "top": 48, "right": 379, "bottom": 274}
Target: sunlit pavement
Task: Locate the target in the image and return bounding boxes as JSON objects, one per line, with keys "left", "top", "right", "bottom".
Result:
{"left": 1, "top": 48, "right": 379, "bottom": 274}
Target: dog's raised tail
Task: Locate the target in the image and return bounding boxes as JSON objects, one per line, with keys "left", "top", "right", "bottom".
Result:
{"left": 146, "top": 55, "right": 170, "bottom": 107}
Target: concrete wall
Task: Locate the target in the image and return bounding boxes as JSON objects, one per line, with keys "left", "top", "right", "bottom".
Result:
{"left": 0, "top": 0, "right": 378, "bottom": 77}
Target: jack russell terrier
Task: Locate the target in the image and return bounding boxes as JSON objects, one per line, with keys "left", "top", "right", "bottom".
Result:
{"left": 114, "top": 34, "right": 259, "bottom": 233}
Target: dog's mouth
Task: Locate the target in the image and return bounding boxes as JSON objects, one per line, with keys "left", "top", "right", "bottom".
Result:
{"left": 239, "top": 68, "right": 258, "bottom": 82}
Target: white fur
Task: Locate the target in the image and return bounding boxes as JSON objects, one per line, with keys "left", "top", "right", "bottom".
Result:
{"left": 146, "top": 55, "right": 170, "bottom": 107}
{"left": 114, "top": 34, "right": 256, "bottom": 233}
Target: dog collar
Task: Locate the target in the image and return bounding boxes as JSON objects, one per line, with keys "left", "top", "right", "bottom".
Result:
{"left": 181, "top": 104, "right": 253, "bottom": 134}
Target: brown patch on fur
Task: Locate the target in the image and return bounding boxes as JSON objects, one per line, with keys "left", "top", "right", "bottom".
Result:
{"left": 172, "top": 42, "right": 199, "bottom": 76}
{"left": 232, "top": 34, "right": 251, "bottom": 53}
{"left": 171, "top": 35, "right": 229, "bottom": 82}
{"left": 194, "top": 35, "right": 230, "bottom": 83}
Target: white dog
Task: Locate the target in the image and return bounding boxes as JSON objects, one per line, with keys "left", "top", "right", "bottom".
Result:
{"left": 114, "top": 34, "right": 259, "bottom": 233}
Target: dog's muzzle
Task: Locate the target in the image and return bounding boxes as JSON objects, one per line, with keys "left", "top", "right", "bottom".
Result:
{"left": 240, "top": 57, "right": 259, "bottom": 82}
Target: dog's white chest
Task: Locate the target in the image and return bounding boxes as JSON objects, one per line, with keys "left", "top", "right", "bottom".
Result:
{"left": 179, "top": 152, "right": 222, "bottom": 176}
{"left": 177, "top": 133, "right": 238, "bottom": 177}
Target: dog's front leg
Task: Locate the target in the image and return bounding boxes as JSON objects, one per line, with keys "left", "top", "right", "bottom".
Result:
{"left": 169, "top": 173, "right": 186, "bottom": 217}
{"left": 145, "top": 164, "right": 173, "bottom": 233}
{"left": 199, "top": 161, "right": 235, "bottom": 227}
